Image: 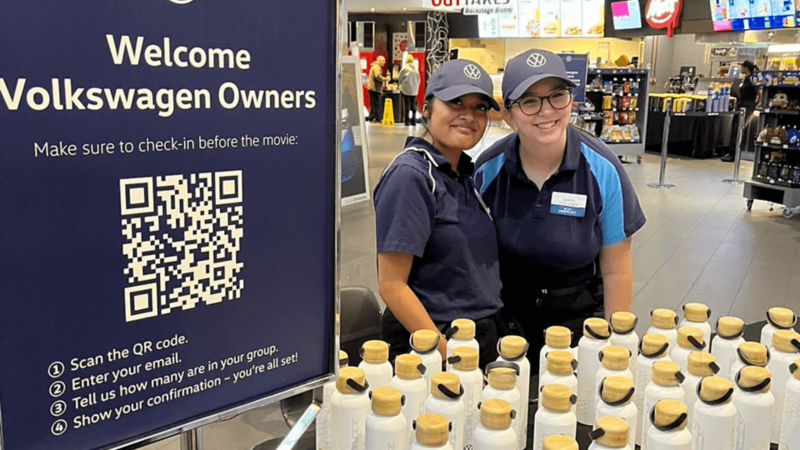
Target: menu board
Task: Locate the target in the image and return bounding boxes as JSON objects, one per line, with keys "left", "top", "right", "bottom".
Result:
{"left": 612, "top": 1, "right": 643, "bottom": 30}
{"left": 474, "top": 0, "right": 604, "bottom": 38}
{"left": 722, "top": 0, "right": 797, "bottom": 31}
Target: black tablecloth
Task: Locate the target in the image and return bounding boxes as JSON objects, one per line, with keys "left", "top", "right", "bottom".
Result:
{"left": 646, "top": 112, "right": 735, "bottom": 159}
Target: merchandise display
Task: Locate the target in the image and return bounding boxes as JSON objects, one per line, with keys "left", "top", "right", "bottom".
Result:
{"left": 678, "top": 304, "right": 712, "bottom": 348}
{"left": 446, "top": 319, "right": 480, "bottom": 372}
{"left": 390, "top": 353, "right": 428, "bottom": 442}
{"left": 779, "top": 358, "right": 800, "bottom": 449}
{"left": 410, "top": 414, "right": 453, "bottom": 450}
{"left": 473, "top": 399, "right": 517, "bottom": 450}
{"left": 767, "top": 330, "right": 800, "bottom": 443}
{"left": 595, "top": 346, "right": 634, "bottom": 402}
{"left": 642, "top": 361, "right": 686, "bottom": 450}
{"left": 410, "top": 330, "right": 444, "bottom": 391}
{"left": 644, "top": 400, "right": 692, "bottom": 450}
{"left": 761, "top": 307, "right": 798, "bottom": 349}
{"left": 585, "top": 69, "right": 649, "bottom": 159}
{"left": 595, "top": 376, "right": 638, "bottom": 447}
{"left": 365, "top": 386, "right": 409, "bottom": 450}
{"left": 710, "top": 317, "right": 746, "bottom": 379}
{"left": 330, "top": 367, "right": 371, "bottom": 450}
{"left": 540, "top": 326, "right": 575, "bottom": 389}
{"left": 730, "top": 342, "right": 771, "bottom": 389}
{"left": 496, "top": 335, "right": 531, "bottom": 449}
{"left": 317, "top": 350, "right": 349, "bottom": 450}
{"left": 577, "top": 318, "right": 612, "bottom": 424}
{"left": 682, "top": 352, "right": 719, "bottom": 422}
{"left": 448, "top": 347, "right": 483, "bottom": 449}
{"left": 670, "top": 327, "right": 707, "bottom": 374}
{"left": 648, "top": 309, "right": 679, "bottom": 351}
{"left": 425, "top": 372, "right": 466, "bottom": 450}
{"left": 482, "top": 363, "right": 523, "bottom": 447}
{"left": 690, "top": 377, "right": 737, "bottom": 450}
{"left": 359, "top": 340, "right": 393, "bottom": 391}
{"left": 733, "top": 366, "right": 774, "bottom": 450}
{"left": 588, "top": 415, "right": 632, "bottom": 450}
{"left": 540, "top": 350, "right": 579, "bottom": 411}
{"left": 634, "top": 334, "right": 672, "bottom": 447}
{"left": 610, "top": 312, "right": 639, "bottom": 382}
{"left": 533, "top": 384, "right": 578, "bottom": 450}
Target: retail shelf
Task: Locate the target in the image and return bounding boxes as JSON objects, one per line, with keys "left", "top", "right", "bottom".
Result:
{"left": 755, "top": 143, "right": 800, "bottom": 151}
{"left": 672, "top": 111, "right": 740, "bottom": 117}
{"left": 604, "top": 140, "right": 641, "bottom": 144}
{"left": 746, "top": 179, "right": 800, "bottom": 191}
{"left": 757, "top": 108, "right": 800, "bottom": 115}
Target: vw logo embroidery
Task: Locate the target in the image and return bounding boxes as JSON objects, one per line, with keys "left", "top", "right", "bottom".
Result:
{"left": 169, "top": 0, "right": 195, "bottom": 4}
{"left": 463, "top": 64, "right": 482, "bottom": 80}
{"left": 527, "top": 53, "right": 547, "bottom": 68}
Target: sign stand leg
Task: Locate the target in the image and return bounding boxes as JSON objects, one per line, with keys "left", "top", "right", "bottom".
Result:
{"left": 723, "top": 108, "right": 746, "bottom": 185}
{"left": 181, "top": 429, "right": 202, "bottom": 450}
{"left": 648, "top": 109, "right": 676, "bottom": 189}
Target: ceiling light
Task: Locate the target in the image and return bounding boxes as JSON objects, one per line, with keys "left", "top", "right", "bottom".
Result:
{"left": 767, "top": 43, "right": 800, "bottom": 54}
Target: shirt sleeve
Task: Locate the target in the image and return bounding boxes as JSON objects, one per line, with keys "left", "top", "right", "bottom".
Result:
{"left": 373, "top": 162, "right": 435, "bottom": 257}
{"left": 600, "top": 159, "right": 646, "bottom": 246}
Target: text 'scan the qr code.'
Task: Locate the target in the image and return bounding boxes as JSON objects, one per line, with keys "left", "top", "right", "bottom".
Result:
{"left": 120, "top": 170, "right": 244, "bottom": 322}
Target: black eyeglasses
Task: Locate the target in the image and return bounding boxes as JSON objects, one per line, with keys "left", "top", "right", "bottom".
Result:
{"left": 511, "top": 89, "right": 573, "bottom": 116}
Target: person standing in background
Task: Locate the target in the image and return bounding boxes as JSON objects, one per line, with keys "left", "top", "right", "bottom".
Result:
{"left": 722, "top": 60, "right": 761, "bottom": 162}
{"left": 367, "top": 56, "right": 388, "bottom": 123}
{"left": 398, "top": 55, "right": 421, "bottom": 126}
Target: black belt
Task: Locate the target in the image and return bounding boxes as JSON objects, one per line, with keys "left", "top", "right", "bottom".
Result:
{"left": 533, "top": 278, "right": 596, "bottom": 307}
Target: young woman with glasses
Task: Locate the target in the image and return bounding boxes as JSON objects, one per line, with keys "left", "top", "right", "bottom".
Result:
{"left": 474, "top": 49, "right": 646, "bottom": 364}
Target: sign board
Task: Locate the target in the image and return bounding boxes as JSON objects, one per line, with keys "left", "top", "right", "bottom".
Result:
{"left": 0, "top": 1, "right": 337, "bottom": 449}
{"left": 474, "top": 0, "right": 605, "bottom": 38}
{"left": 612, "top": 0, "right": 644, "bottom": 30}
{"left": 645, "top": 0, "right": 683, "bottom": 37}
{"left": 558, "top": 54, "right": 589, "bottom": 104}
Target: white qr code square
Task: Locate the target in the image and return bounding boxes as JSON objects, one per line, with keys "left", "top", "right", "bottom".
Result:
{"left": 121, "top": 171, "right": 244, "bottom": 322}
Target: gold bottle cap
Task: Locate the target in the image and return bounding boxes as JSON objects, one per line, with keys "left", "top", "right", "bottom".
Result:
{"left": 339, "top": 350, "right": 349, "bottom": 367}
{"left": 677, "top": 327, "right": 706, "bottom": 350}
{"left": 543, "top": 435, "right": 579, "bottom": 450}
{"left": 772, "top": 330, "right": 800, "bottom": 354}
{"left": 487, "top": 367, "right": 517, "bottom": 390}
{"left": 600, "top": 346, "right": 630, "bottom": 371}
{"left": 653, "top": 400, "right": 689, "bottom": 430}
{"left": 687, "top": 352, "right": 718, "bottom": 377}
{"left": 449, "top": 347, "right": 478, "bottom": 372}
{"left": 371, "top": 386, "right": 404, "bottom": 416}
{"left": 698, "top": 376, "right": 734, "bottom": 404}
{"left": 600, "top": 376, "right": 635, "bottom": 405}
{"left": 738, "top": 342, "right": 769, "bottom": 366}
{"left": 545, "top": 326, "right": 572, "bottom": 349}
{"left": 792, "top": 358, "right": 800, "bottom": 380}
{"left": 683, "top": 303, "right": 710, "bottom": 323}
{"left": 584, "top": 318, "right": 611, "bottom": 339}
{"left": 361, "top": 340, "right": 389, "bottom": 364}
{"left": 651, "top": 309, "right": 678, "bottom": 330}
{"left": 611, "top": 311, "right": 637, "bottom": 334}
{"left": 336, "top": 367, "right": 368, "bottom": 394}
{"left": 716, "top": 317, "right": 745, "bottom": 339}
{"left": 767, "top": 307, "right": 797, "bottom": 328}
{"left": 547, "top": 350, "right": 577, "bottom": 375}
{"left": 450, "top": 318, "right": 476, "bottom": 340}
{"left": 430, "top": 372, "right": 462, "bottom": 400}
{"left": 395, "top": 354, "right": 424, "bottom": 380}
{"left": 541, "top": 384, "right": 575, "bottom": 413}
{"left": 414, "top": 413, "right": 450, "bottom": 446}
{"left": 736, "top": 366, "right": 772, "bottom": 392}
{"left": 411, "top": 329, "right": 440, "bottom": 353}
{"left": 640, "top": 333, "right": 670, "bottom": 357}
{"left": 498, "top": 335, "right": 528, "bottom": 359}
{"left": 652, "top": 361, "right": 684, "bottom": 387}
{"left": 592, "top": 416, "right": 630, "bottom": 448}
{"left": 479, "top": 399, "right": 514, "bottom": 430}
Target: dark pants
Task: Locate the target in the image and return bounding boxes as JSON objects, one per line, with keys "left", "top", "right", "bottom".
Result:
{"left": 381, "top": 309, "right": 500, "bottom": 371}
{"left": 402, "top": 94, "right": 417, "bottom": 125}
{"left": 368, "top": 90, "right": 383, "bottom": 122}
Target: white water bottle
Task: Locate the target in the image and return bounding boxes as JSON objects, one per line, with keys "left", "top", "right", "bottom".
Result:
{"left": 779, "top": 358, "right": 800, "bottom": 449}
{"left": 635, "top": 334, "right": 672, "bottom": 447}
{"left": 542, "top": 435, "right": 579, "bottom": 450}
{"left": 610, "top": 311, "right": 639, "bottom": 382}
{"left": 366, "top": 386, "right": 409, "bottom": 450}
{"left": 496, "top": 335, "right": 531, "bottom": 450}
{"left": 425, "top": 372, "right": 465, "bottom": 450}
{"left": 711, "top": 317, "right": 745, "bottom": 381}
{"left": 648, "top": 309, "right": 679, "bottom": 351}
{"left": 446, "top": 319, "right": 479, "bottom": 371}
{"left": 541, "top": 350, "right": 579, "bottom": 411}
{"left": 533, "top": 384, "right": 578, "bottom": 450}
{"left": 596, "top": 346, "right": 634, "bottom": 399}
{"left": 482, "top": 362, "right": 522, "bottom": 448}
{"left": 768, "top": 330, "right": 800, "bottom": 443}
{"left": 540, "top": 326, "right": 574, "bottom": 387}
{"left": 474, "top": 399, "right": 517, "bottom": 450}
{"left": 577, "top": 318, "right": 612, "bottom": 424}
{"left": 390, "top": 353, "right": 428, "bottom": 442}
{"left": 447, "top": 347, "right": 482, "bottom": 449}
{"left": 645, "top": 399, "right": 692, "bottom": 450}
{"left": 730, "top": 342, "right": 771, "bottom": 385}
{"left": 678, "top": 303, "right": 712, "bottom": 351}
{"left": 671, "top": 327, "right": 707, "bottom": 374}
{"left": 683, "top": 352, "right": 720, "bottom": 422}
{"left": 330, "top": 367, "right": 371, "bottom": 450}
{"left": 317, "top": 350, "right": 348, "bottom": 450}
{"left": 410, "top": 329, "right": 443, "bottom": 391}
{"left": 761, "top": 307, "right": 797, "bottom": 351}
{"left": 410, "top": 413, "right": 453, "bottom": 450}
{"left": 691, "top": 376, "right": 738, "bottom": 450}
{"left": 589, "top": 415, "right": 633, "bottom": 450}
{"left": 596, "top": 376, "right": 638, "bottom": 447}
{"left": 359, "top": 340, "right": 393, "bottom": 390}
{"left": 642, "top": 361, "right": 686, "bottom": 450}
{"left": 733, "top": 365, "right": 774, "bottom": 450}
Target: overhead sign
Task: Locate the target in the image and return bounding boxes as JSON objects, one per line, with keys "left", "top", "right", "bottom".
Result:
{"left": 645, "top": 0, "right": 683, "bottom": 37}
{"left": 475, "top": 0, "right": 605, "bottom": 38}
{"left": 612, "top": 0, "right": 644, "bottom": 30}
{"left": 0, "top": 1, "right": 336, "bottom": 449}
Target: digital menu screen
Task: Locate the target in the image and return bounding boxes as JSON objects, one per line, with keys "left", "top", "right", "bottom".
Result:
{"left": 724, "top": 0, "right": 796, "bottom": 31}
{"left": 611, "top": 1, "right": 643, "bottom": 30}
{"left": 474, "top": 0, "right": 604, "bottom": 38}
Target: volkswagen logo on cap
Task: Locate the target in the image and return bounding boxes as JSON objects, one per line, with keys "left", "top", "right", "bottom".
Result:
{"left": 169, "top": 0, "right": 194, "bottom": 4}
{"left": 527, "top": 53, "right": 547, "bottom": 68}
{"left": 463, "top": 64, "right": 482, "bottom": 80}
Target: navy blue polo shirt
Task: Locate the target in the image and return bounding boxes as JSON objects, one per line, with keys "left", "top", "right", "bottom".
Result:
{"left": 474, "top": 126, "right": 645, "bottom": 301}
{"left": 374, "top": 137, "right": 503, "bottom": 322}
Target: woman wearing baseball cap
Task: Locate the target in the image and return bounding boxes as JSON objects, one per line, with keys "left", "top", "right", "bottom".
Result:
{"left": 474, "top": 49, "right": 646, "bottom": 363}
{"left": 373, "top": 59, "right": 504, "bottom": 365}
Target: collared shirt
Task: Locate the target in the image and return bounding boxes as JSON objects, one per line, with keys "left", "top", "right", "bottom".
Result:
{"left": 474, "top": 126, "right": 645, "bottom": 299}
{"left": 374, "top": 137, "right": 503, "bottom": 322}
{"left": 738, "top": 75, "right": 760, "bottom": 106}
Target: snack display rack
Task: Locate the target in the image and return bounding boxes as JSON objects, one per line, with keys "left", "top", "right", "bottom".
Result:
{"left": 744, "top": 70, "right": 800, "bottom": 218}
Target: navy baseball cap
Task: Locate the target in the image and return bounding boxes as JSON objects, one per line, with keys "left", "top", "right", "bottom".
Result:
{"left": 502, "top": 49, "right": 576, "bottom": 108}
{"left": 425, "top": 59, "right": 500, "bottom": 111}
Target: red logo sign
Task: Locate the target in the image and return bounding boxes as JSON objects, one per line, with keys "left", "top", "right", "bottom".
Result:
{"left": 646, "top": 0, "right": 682, "bottom": 37}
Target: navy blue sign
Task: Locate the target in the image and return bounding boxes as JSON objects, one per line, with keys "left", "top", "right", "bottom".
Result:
{"left": 558, "top": 53, "right": 589, "bottom": 104}
{"left": 0, "top": 1, "right": 336, "bottom": 449}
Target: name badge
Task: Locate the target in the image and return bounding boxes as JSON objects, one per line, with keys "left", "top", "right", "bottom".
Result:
{"left": 550, "top": 192, "right": 587, "bottom": 218}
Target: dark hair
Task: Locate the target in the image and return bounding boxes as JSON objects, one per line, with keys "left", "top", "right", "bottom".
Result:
{"left": 742, "top": 60, "right": 758, "bottom": 73}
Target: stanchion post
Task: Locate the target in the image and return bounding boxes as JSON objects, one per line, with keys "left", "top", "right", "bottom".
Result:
{"left": 722, "top": 108, "right": 747, "bottom": 185}
{"left": 648, "top": 109, "right": 677, "bottom": 189}
{"left": 180, "top": 429, "right": 202, "bottom": 450}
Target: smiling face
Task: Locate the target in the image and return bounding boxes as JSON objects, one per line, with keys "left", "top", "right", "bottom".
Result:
{"left": 504, "top": 77, "right": 571, "bottom": 151}
{"left": 425, "top": 94, "right": 490, "bottom": 154}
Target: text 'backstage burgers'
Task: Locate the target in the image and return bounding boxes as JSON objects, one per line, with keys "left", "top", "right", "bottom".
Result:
{"left": 0, "top": 35, "right": 318, "bottom": 118}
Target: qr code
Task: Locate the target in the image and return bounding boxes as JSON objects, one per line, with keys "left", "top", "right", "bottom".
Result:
{"left": 120, "top": 171, "right": 244, "bottom": 322}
